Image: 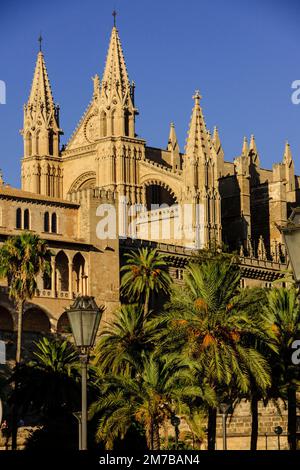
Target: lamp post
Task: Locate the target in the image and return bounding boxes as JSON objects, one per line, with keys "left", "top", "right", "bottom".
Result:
{"left": 66, "top": 296, "right": 103, "bottom": 450}
{"left": 219, "top": 402, "right": 231, "bottom": 450}
{"left": 280, "top": 208, "right": 300, "bottom": 284}
{"left": 170, "top": 414, "right": 180, "bottom": 450}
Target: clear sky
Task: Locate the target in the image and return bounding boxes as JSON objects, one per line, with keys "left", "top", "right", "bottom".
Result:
{"left": 0, "top": 0, "right": 300, "bottom": 188}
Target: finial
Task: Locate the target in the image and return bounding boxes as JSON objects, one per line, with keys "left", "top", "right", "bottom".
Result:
{"left": 0, "top": 169, "right": 4, "bottom": 187}
{"left": 112, "top": 10, "right": 117, "bottom": 27}
{"left": 38, "top": 32, "right": 43, "bottom": 52}
{"left": 193, "top": 90, "right": 202, "bottom": 105}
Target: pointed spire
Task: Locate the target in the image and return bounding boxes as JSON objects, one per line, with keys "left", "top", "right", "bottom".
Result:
{"left": 185, "top": 90, "right": 210, "bottom": 160}
{"left": 212, "top": 126, "right": 221, "bottom": 150}
{"left": 167, "top": 122, "right": 180, "bottom": 169}
{"left": 27, "top": 50, "right": 56, "bottom": 122}
{"left": 167, "top": 122, "right": 179, "bottom": 152}
{"left": 257, "top": 235, "right": 267, "bottom": 261}
{"left": 249, "top": 134, "right": 257, "bottom": 153}
{"left": 283, "top": 141, "right": 292, "bottom": 164}
{"left": 101, "top": 25, "right": 131, "bottom": 99}
{"left": 242, "top": 136, "right": 248, "bottom": 156}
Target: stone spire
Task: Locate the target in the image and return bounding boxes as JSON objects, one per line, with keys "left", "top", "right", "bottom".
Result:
{"left": 249, "top": 134, "right": 260, "bottom": 167}
{"left": 283, "top": 141, "right": 292, "bottom": 165}
{"left": 185, "top": 91, "right": 211, "bottom": 161}
{"left": 101, "top": 26, "right": 131, "bottom": 101}
{"left": 22, "top": 50, "right": 62, "bottom": 158}
{"left": 21, "top": 47, "right": 63, "bottom": 197}
{"left": 27, "top": 51, "right": 57, "bottom": 126}
{"left": 241, "top": 136, "right": 248, "bottom": 156}
{"left": 99, "top": 25, "right": 137, "bottom": 137}
{"left": 257, "top": 235, "right": 267, "bottom": 260}
{"left": 167, "top": 122, "right": 180, "bottom": 170}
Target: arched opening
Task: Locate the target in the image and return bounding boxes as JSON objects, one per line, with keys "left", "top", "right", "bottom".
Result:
{"left": 111, "top": 109, "right": 116, "bottom": 136}
{"left": 57, "top": 312, "right": 71, "bottom": 334}
{"left": 145, "top": 184, "right": 177, "bottom": 210}
{"left": 24, "top": 209, "right": 30, "bottom": 230}
{"left": 124, "top": 110, "right": 130, "bottom": 137}
{"left": 25, "top": 132, "right": 32, "bottom": 157}
{"left": 44, "top": 212, "right": 49, "bottom": 232}
{"left": 0, "top": 306, "right": 14, "bottom": 331}
{"left": 16, "top": 208, "right": 22, "bottom": 229}
{"left": 49, "top": 131, "right": 54, "bottom": 156}
{"left": 23, "top": 307, "right": 51, "bottom": 334}
{"left": 51, "top": 213, "right": 57, "bottom": 233}
{"left": 55, "top": 251, "right": 69, "bottom": 292}
{"left": 72, "top": 253, "right": 86, "bottom": 295}
{"left": 100, "top": 111, "right": 107, "bottom": 137}
{"left": 36, "top": 130, "right": 40, "bottom": 156}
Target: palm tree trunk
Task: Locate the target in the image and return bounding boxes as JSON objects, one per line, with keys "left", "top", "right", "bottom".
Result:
{"left": 153, "top": 422, "right": 160, "bottom": 450}
{"left": 287, "top": 384, "right": 297, "bottom": 450}
{"left": 250, "top": 395, "right": 259, "bottom": 450}
{"left": 207, "top": 407, "right": 216, "bottom": 450}
{"left": 16, "top": 300, "right": 24, "bottom": 364}
{"left": 144, "top": 288, "right": 150, "bottom": 318}
{"left": 12, "top": 299, "right": 24, "bottom": 450}
{"left": 146, "top": 418, "right": 154, "bottom": 450}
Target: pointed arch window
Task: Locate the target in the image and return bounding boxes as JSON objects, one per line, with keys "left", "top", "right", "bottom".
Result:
{"left": 124, "top": 110, "right": 130, "bottom": 137}
{"left": 49, "top": 131, "right": 54, "bottom": 156}
{"left": 111, "top": 109, "right": 116, "bottom": 136}
{"left": 26, "top": 132, "right": 32, "bottom": 157}
{"left": 100, "top": 111, "right": 107, "bottom": 137}
{"left": 51, "top": 213, "right": 57, "bottom": 233}
{"left": 16, "top": 208, "right": 22, "bottom": 229}
{"left": 44, "top": 212, "right": 50, "bottom": 232}
{"left": 24, "top": 209, "right": 30, "bottom": 230}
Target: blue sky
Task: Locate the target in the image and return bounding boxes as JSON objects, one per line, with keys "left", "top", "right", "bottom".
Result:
{"left": 0, "top": 0, "right": 300, "bottom": 187}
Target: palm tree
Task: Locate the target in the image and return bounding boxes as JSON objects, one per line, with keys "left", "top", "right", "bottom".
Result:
{"left": 12, "top": 337, "right": 80, "bottom": 418}
{"left": 90, "top": 353, "right": 215, "bottom": 450}
{"left": 231, "top": 287, "right": 276, "bottom": 450}
{"left": 93, "top": 304, "right": 156, "bottom": 375}
{"left": 156, "top": 257, "right": 271, "bottom": 450}
{"left": 120, "top": 248, "right": 172, "bottom": 318}
{"left": 263, "top": 287, "right": 300, "bottom": 450}
{"left": 0, "top": 232, "right": 51, "bottom": 364}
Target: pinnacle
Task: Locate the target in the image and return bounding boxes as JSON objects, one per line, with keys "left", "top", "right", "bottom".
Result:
{"left": 101, "top": 26, "right": 131, "bottom": 98}
{"left": 27, "top": 50, "right": 55, "bottom": 117}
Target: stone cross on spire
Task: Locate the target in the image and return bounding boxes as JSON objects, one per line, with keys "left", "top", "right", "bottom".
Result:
{"left": 112, "top": 10, "right": 117, "bottom": 27}
{"left": 193, "top": 90, "right": 202, "bottom": 105}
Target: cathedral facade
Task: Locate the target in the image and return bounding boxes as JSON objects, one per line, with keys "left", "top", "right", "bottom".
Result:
{"left": 0, "top": 23, "right": 297, "bottom": 336}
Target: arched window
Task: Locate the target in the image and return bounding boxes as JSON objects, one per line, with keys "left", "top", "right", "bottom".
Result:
{"left": 100, "top": 111, "right": 107, "bottom": 137}
{"left": 24, "top": 209, "right": 30, "bottom": 230}
{"left": 44, "top": 212, "right": 49, "bottom": 232}
{"left": 49, "top": 131, "right": 54, "bottom": 156}
{"left": 111, "top": 109, "right": 116, "bottom": 136}
{"left": 124, "top": 110, "right": 130, "bottom": 137}
{"left": 55, "top": 251, "right": 69, "bottom": 292}
{"left": 26, "top": 132, "right": 32, "bottom": 157}
{"left": 51, "top": 213, "right": 57, "bottom": 233}
{"left": 36, "top": 130, "right": 40, "bottom": 155}
{"left": 16, "top": 208, "right": 22, "bottom": 229}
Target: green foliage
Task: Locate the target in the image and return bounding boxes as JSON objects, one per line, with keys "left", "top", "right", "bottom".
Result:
{"left": 10, "top": 337, "right": 80, "bottom": 418}
{"left": 120, "top": 248, "right": 172, "bottom": 316}
{"left": 0, "top": 232, "right": 51, "bottom": 304}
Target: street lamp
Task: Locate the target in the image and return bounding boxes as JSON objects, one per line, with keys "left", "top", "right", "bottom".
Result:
{"left": 66, "top": 296, "right": 103, "bottom": 450}
{"left": 219, "top": 402, "right": 231, "bottom": 450}
{"left": 274, "top": 425, "right": 283, "bottom": 450}
{"left": 280, "top": 208, "right": 300, "bottom": 283}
